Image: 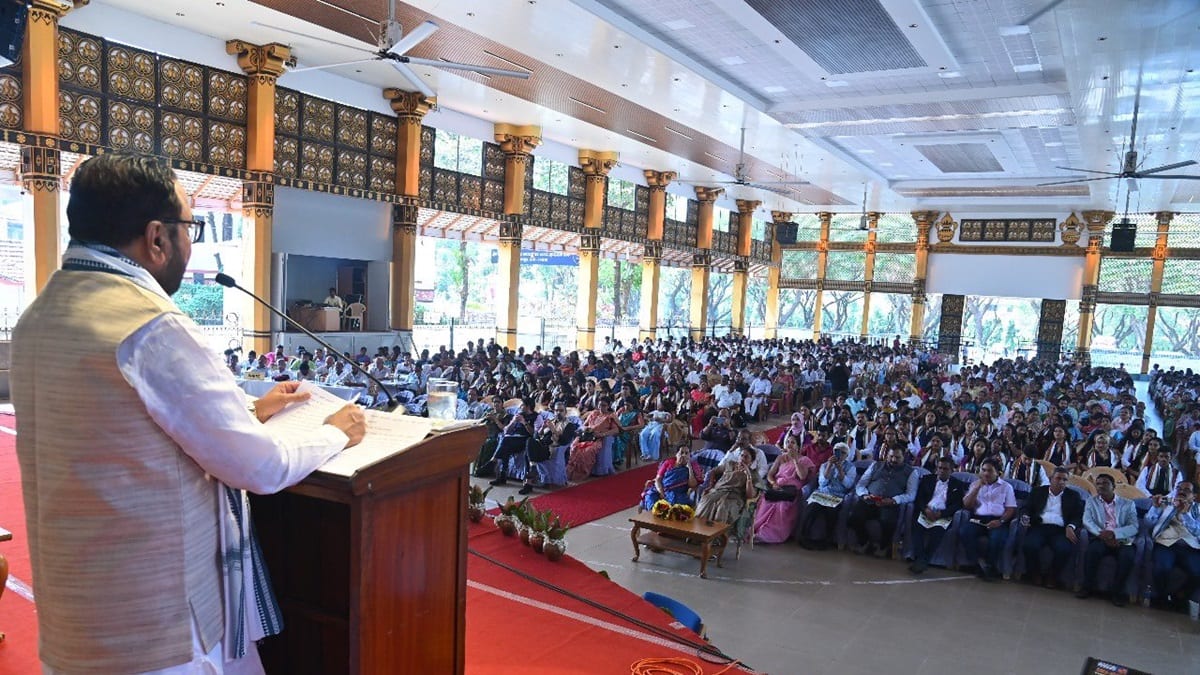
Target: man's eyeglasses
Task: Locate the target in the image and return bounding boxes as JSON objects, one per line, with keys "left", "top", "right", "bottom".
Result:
{"left": 162, "top": 216, "right": 206, "bottom": 243}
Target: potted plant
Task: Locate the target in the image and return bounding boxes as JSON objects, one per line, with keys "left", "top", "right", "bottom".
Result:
{"left": 516, "top": 503, "right": 535, "bottom": 546}
{"left": 529, "top": 509, "right": 550, "bottom": 554}
{"left": 544, "top": 516, "right": 571, "bottom": 562}
{"left": 494, "top": 496, "right": 526, "bottom": 536}
{"left": 467, "top": 484, "right": 492, "bottom": 523}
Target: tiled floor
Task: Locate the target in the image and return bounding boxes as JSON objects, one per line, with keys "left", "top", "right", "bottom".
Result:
{"left": 476, "top": 383, "right": 1198, "bottom": 674}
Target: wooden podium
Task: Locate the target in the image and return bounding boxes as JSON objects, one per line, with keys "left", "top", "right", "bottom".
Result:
{"left": 249, "top": 425, "right": 486, "bottom": 675}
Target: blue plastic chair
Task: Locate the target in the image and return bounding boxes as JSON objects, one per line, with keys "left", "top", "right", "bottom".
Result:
{"left": 642, "top": 591, "right": 705, "bottom": 638}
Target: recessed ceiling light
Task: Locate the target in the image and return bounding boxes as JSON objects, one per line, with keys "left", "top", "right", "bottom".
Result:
{"left": 1097, "top": 36, "right": 1107, "bottom": 41}
{"left": 1013, "top": 64, "right": 1043, "bottom": 73}
{"left": 1045, "top": 141, "right": 1063, "bottom": 147}
{"left": 176, "top": 11, "right": 185, "bottom": 16}
{"left": 466, "top": 12, "right": 474, "bottom": 16}
{"left": 858, "top": 149, "right": 875, "bottom": 154}
{"left": 763, "top": 85, "right": 787, "bottom": 93}
{"left": 664, "top": 126, "right": 693, "bottom": 141}
{"left": 908, "top": 23, "right": 918, "bottom": 28}
{"left": 878, "top": 162, "right": 894, "bottom": 167}
{"left": 627, "top": 129, "right": 658, "bottom": 143}
{"left": 720, "top": 56, "right": 746, "bottom": 66}
{"left": 704, "top": 152, "right": 727, "bottom": 162}
{"left": 825, "top": 80, "right": 849, "bottom": 87}
{"left": 568, "top": 97, "right": 607, "bottom": 114}
{"left": 937, "top": 71, "right": 962, "bottom": 79}
{"left": 663, "top": 18, "right": 693, "bottom": 30}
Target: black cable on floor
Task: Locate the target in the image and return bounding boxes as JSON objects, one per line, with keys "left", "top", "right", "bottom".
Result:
{"left": 467, "top": 547, "right": 754, "bottom": 672}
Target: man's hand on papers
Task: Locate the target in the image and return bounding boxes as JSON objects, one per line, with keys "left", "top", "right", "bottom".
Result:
{"left": 325, "top": 404, "right": 367, "bottom": 447}
{"left": 255, "top": 381, "right": 312, "bottom": 422}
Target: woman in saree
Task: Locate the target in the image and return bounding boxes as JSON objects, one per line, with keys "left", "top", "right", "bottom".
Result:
{"left": 639, "top": 400, "right": 675, "bottom": 462}
{"left": 566, "top": 396, "right": 621, "bottom": 482}
{"left": 696, "top": 448, "right": 758, "bottom": 526}
{"left": 640, "top": 446, "right": 703, "bottom": 512}
{"left": 612, "top": 400, "right": 644, "bottom": 467}
{"left": 752, "top": 435, "right": 815, "bottom": 543}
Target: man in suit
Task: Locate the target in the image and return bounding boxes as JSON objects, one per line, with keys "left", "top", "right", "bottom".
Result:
{"left": 909, "top": 456, "right": 966, "bottom": 574}
{"left": 1145, "top": 481, "right": 1200, "bottom": 609}
{"left": 1020, "top": 466, "right": 1084, "bottom": 589}
{"left": 12, "top": 154, "right": 367, "bottom": 673}
{"left": 1077, "top": 473, "right": 1140, "bottom": 606}
{"left": 849, "top": 446, "right": 919, "bottom": 557}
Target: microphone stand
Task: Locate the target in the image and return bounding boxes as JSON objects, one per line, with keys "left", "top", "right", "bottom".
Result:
{"left": 215, "top": 273, "right": 401, "bottom": 412}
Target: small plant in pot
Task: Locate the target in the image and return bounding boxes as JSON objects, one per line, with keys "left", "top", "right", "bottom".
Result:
{"left": 544, "top": 516, "right": 571, "bottom": 562}
{"left": 516, "top": 502, "right": 535, "bottom": 546}
{"left": 494, "top": 496, "right": 526, "bottom": 536}
{"left": 467, "top": 484, "right": 492, "bottom": 523}
{"left": 529, "top": 509, "right": 550, "bottom": 554}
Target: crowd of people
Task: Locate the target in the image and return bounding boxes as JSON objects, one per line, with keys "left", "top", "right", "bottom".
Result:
{"left": 223, "top": 332, "right": 1200, "bottom": 617}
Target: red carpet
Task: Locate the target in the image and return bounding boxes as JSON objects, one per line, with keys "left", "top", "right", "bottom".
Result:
{"left": 466, "top": 520, "right": 750, "bottom": 674}
{"left": 525, "top": 463, "right": 659, "bottom": 527}
{"left": 0, "top": 417, "right": 751, "bottom": 674}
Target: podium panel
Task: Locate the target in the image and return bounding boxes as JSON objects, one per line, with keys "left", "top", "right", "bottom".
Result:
{"left": 250, "top": 425, "right": 485, "bottom": 675}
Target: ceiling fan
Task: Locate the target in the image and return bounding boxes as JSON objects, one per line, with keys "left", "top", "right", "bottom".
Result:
{"left": 674, "top": 127, "right": 810, "bottom": 197}
{"left": 1037, "top": 72, "right": 1200, "bottom": 188}
{"left": 251, "top": 0, "right": 531, "bottom": 98}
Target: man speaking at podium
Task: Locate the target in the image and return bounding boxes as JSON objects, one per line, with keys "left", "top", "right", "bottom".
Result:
{"left": 11, "top": 153, "right": 367, "bottom": 674}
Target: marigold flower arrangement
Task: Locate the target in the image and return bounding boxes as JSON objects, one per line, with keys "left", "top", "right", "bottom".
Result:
{"left": 651, "top": 499, "right": 672, "bottom": 519}
{"left": 669, "top": 504, "right": 695, "bottom": 521}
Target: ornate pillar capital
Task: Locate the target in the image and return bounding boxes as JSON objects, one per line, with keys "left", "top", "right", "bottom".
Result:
{"left": 735, "top": 199, "right": 761, "bottom": 214}
{"left": 579, "top": 232, "right": 601, "bottom": 253}
{"left": 692, "top": 250, "right": 712, "bottom": 268}
{"left": 694, "top": 186, "right": 724, "bottom": 203}
{"left": 19, "top": 143, "right": 60, "bottom": 192}
{"left": 498, "top": 219, "right": 524, "bottom": 243}
{"left": 644, "top": 169, "right": 676, "bottom": 189}
{"left": 934, "top": 212, "right": 957, "bottom": 243}
{"left": 225, "top": 40, "right": 292, "bottom": 81}
{"left": 385, "top": 89, "right": 436, "bottom": 121}
{"left": 1081, "top": 210, "right": 1115, "bottom": 233}
{"left": 771, "top": 210, "right": 793, "bottom": 224}
{"left": 494, "top": 123, "right": 542, "bottom": 156}
{"left": 390, "top": 200, "right": 418, "bottom": 235}
{"left": 817, "top": 211, "right": 833, "bottom": 225}
{"left": 29, "top": 0, "right": 84, "bottom": 22}
{"left": 1154, "top": 211, "right": 1174, "bottom": 231}
{"left": 579, "top": 149, "right": 618, "bottom": 178}
{"left": 642, "top": 240, "right": 662, "bottom": 262}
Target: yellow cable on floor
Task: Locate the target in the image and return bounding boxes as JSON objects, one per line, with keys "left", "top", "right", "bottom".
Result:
{"left": 631, "top": 657, "right": 742, "bottom": 675}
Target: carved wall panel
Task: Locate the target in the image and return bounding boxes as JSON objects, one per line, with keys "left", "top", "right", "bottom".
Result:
{"left": 274, "top": 136, "right": 298, "bottom": 178}
{"left": 959, "top": 218, "right": 1057, "bottom": 242}
{"left": 159, "top": 110, "right": 204, "bottom": 161}
{"left": 156, "top": 57, "right": 202, "bottom": 111}
{"left": 369, "top": 113, "right": 396, "bottom": 157}
{"left": 107, "top": 100, "right": 154, "bottom": 154}
{"left": 299, "top": 141, "right": 334, "bottom": 183}
{"left": 207, "top": 120, "right": 245, "bottom": 168}
{"left": 336, "top": 148, "right": 366, "bottom": 189}
{"left": 369, "top": 156, "right": 395, "bottom": 193}
{"left": 0, "top": 72, "right": 19, "bottom": 129}
{"left": 1036, "top": 299, "right": 1066, "bottom": 360}
{"left": 937, "top": 293, "right": 965, "bottom": 359}
{"left": 482, "top": 180, "right": 504, "bottom": 213}
{"left": 300, "top": 96, "right": 334, "bottom": 143}
{"left": 206, "top": 70, "right": 246, "bottom": 122}
{"left": 275, "top": 88, "right": 300, "bottom": 135}
{"left": 335, "top": 106, "right": 367, "bottom": 149}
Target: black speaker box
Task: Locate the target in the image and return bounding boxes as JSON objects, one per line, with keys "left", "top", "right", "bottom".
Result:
{"left": 1110, "top": 223, "right": 1136, "bottom": 252}
{"left": 0, "top": 0, "right": 27, "bottom": 68}
{"left": 776, "top": 222, "right": 798, "bottom": 245}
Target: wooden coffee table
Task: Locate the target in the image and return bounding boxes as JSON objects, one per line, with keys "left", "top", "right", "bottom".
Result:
{"left": 630, "top": 511, "right": 730, "bottom": 579}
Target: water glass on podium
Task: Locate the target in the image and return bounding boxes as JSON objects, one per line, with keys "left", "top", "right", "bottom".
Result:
{"left": 427, "top": 379, "right": 458, "bottom": 420}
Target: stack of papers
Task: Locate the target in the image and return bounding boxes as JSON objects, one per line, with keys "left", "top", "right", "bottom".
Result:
{"left": 264, "top": 382, "right": 434, "bottom": 477}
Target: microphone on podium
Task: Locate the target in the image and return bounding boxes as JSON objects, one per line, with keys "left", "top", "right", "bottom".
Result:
{"left": 214, "top": 273, "right": 401, "bottom": 412}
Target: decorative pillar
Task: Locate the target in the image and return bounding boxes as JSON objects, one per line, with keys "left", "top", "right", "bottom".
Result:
{"left": 730, "top": 259, "right": 749, "bottom": 337}
{"left": 494, "top": 123, "right": 541, "bottom": 215}
{"left": 22, "top": 1, "right": 82, "bottom": 291}
{"left": 495, "top": 221, "right": 523, "bottom": 349}
{"left": 1036, "top": 299, "right": 1067, "bottom": 361}
{"left": 386, "top": 90, "right": 435, "bottom": 346}
{"left": 1076, "top": 210, "right": 1115, "bottom": 360}
{"left": 1142, "top": 211, "right": 1172, "bottom": 373}
{"left": 644, "top": 170, "right": 676, "bottom": 241}
{"left": 690, "top": 251, "right": 711, "bottom": 341}
{"left": 860, "top": 212, "right": 880, "bottom": 338}
{"left": 765, "top": 211, "right": 791, "bottom": 339}
{"left": 729, "top": 199, "right": 759, "bottom": 336}
{"left": 938, "top": 294, "right": 966, "bottom": 361}
{"left": 694, "top": 187, "right": 722, "bottom": 250}
{"left": 227, "top": 40, "right": 291, "bottom": 354}
{"left": 909, "top": 210, "right": 936, "bottom": 345}
{"left": 576, "top": 232, "right": 601, "bottom": 350}
{"left": 638, "top": 241, "right": 662, "bottom": 342}
{"left": 812, "top": 212, "right": 832, "bottom": 338}
{"left": 690, "top": 187, "right": 722, "bottom": 340}
{"left": 576, "top": 151, "right": 617, "bottom": 349}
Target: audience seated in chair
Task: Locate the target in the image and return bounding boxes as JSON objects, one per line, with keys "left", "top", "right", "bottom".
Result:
{"left": 797, "top": 443, "right": 857, "bottom": 550}
{"left": 847, "top": 446, "right": 918, "bottom": 558}
{"left": 1076, "top": 473, "right": 1139, "bottom": 607}
{"left": 1144, "top": 481, "right": 1200, "bottom": 610}
{"left": 909, "top": 456, "right": 966, "bottom": 574}
{"left": 1018, "top": 466, "right": 1084, "bottom": 589}
{"left": 753, "top": 435, "right": 816, "bottom": 544}
{"left": 640, "top": 446, "right": 703, "bottom": 513}
{"left": 959, "top": 458, "right": 1018, "bottom": 582}
{"left": 695, "top": 449, "right": 758, "bottom": 527}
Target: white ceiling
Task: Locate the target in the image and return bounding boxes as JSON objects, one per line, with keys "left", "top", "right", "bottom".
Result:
{"left": 80, "top": 0, "right": 1200, "bottom": 215}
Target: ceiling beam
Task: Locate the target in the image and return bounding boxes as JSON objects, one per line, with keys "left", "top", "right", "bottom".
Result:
{"left": 768, "top": 83, "right": 1069, "bottom": 114}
